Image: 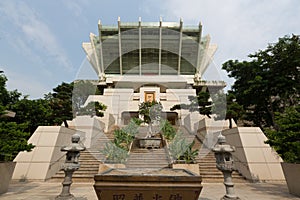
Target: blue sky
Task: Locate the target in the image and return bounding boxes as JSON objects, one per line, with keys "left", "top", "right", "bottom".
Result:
{"left": 1, "top": 0, "right": 300, "bottom": 99}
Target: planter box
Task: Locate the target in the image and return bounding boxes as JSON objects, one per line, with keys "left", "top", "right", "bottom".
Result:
{"left": 138, "top": 138, "right": 162, "bottom": 149}
{"left": 98, "top": 163, "right": 126, "bottom": 173}
{"left": 0, "top": 162, "right": 16, "bottom": 194}
{"left": 94, "top": 168, "right": 202, "bottom": 200}
{"left": 172, "top": 163, "right": 200, "bottom": 175}
{"left": 281, "top": 162, "right": 300, "bottom": 197}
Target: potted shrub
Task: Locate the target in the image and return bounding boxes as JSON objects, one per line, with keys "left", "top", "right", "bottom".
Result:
{"left": 138, "top": 101, "right": 162, "bottom": 138}
{"left": 138, "top": 101, "right": 163, "bottom": 148}
{"left": 265, "top": 105, "right": 300, "bottom": 197}
{"left": 0, "top": 120, "right": 34, "bottom": 194}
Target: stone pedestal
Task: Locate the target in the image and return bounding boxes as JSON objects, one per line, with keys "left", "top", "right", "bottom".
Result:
{"left": 94, "top": 168, "right": 202, "bottom": 200}
{"left": 138, "top": 138, "right": 162, "bottom": 149}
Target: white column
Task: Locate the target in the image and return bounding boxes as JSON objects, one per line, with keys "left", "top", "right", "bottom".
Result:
{"left": 139, "top": 17, "right": 142, "bottom": 76}
{"left": 118, "top": 17, "right": 123, "bottom": 75}
{"left": 195, "top": 22, "right": 203, "bottom": 78}
{"left": 178, "top": 18, "right": 183, "bottom": 75}
{"left": 98, "top": 20, "right": 105, "bottom": 78}
{"left": 159, "top": 17, "right": 162, "bottom": 75}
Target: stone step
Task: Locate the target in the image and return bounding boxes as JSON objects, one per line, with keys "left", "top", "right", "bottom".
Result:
{"left": 128, "top": 156, "right": 168, "bottom": 160}
{"left": 50, "top": 148, "right": 102, "bottom": 182}
{"left": 50, "top": 175, "right": 95, "bottom": 182}
{"left": 126, "top": 160, "right": 169, "bottom": 164}
{"left": 126, "top": 143, "right": 170, "bottom": 169}
{"left": 125, "top": 164, "right": 169, "bottom": 168}
{"left": 80, "top": 164, "right": 100, "bottom": 167}
{"left": 198, "top": 163, "right": 217, "bottom": 166}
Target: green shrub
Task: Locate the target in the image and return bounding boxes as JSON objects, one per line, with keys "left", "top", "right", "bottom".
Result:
{"left": 131, "top": 117, "right": 143, "bottom": 126}
{"left": 265, "top": 105, "right": 300, "bottom": 163}
{"left": 160, "top": 120, "right": 176, "bottom": 141}
{"left": 168, "top": 131, "right": 198, "bottom": 164}
{"left": 103, "top": 119, "right": 140, "bottom": 163}
{"left": 101, "top": 142, "right": 128, "bottom": 163}
{"left": 113, "top": 120, "right": 139, "bottom": 151}
{"left": 181, "top": 141, "right": 199, "bottom": 164}
{"left": 0, "top": 122, "right": 35, "bottom": 161}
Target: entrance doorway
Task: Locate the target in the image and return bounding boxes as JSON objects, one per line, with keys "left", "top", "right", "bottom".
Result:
{"left": 122, "top": 111, "right": 139, "bottom": 125}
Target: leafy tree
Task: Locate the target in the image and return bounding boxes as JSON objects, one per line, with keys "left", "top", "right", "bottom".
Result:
{"left": 0, "top": 72, "right": 34, "bottom": 161}
{"left": 213, "top": 91, "right": 244, "bottom": 128}
{"left": 72, "top": 80, "right": 98, "bottom": 114}
{"left": 8, "top": 98, "right": 53, "bottom": 133}
{"left": 138, "top": 100, "right": 163, "bottom": 137}
{"left": 223, "top": 35, "right": 300, "bottom": 130}
{"left": 138, "top": 101, "right": 162, "bottom": 124}
{"left": 0, "top": 100, "right": 7, "bottom": 117}
{"left": 265, "top": 105, "right": 300, "bottom": 163}
{"left": 171, "top": 91, "right": 212, "bottom": 118}
{"left": 0, "top": 122, "right": 35, "bottom": 161}
{"left": 0, "top": 72, "right": 10, "bottom": 106}
{"left": 77, "top": 101, "right": 107, "bottom": 117}
{"left": 49, "top": 82, "right": 74, "bottom": 127}
{"left": 0, "top": 72, "right": 21, "bottom": 107}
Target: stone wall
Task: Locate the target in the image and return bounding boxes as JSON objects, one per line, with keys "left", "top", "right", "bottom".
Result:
{"left": 12, "top": 126, "right": 85, "bottom": 181}
{"left": 222, "top": 127, "right": 285, "bottom": 181}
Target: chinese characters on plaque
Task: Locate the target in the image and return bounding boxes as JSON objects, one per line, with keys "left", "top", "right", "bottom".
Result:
{"left": 112, "top": 193, "right": 183, "bottom": 200}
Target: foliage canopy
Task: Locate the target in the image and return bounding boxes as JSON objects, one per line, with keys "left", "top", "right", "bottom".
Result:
{"left": 222, "top": 35, "right": 300, "bottom": 162}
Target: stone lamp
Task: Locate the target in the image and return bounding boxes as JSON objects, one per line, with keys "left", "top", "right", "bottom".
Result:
{"left": 212, "top": 133, "right": 240, "bottom": 200}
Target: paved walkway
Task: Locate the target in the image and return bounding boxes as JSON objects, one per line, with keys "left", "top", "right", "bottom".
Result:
{"left": 0, "top": 181, "right": 299, "bottom": 200}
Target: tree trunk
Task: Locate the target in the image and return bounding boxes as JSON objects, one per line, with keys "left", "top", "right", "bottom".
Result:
{"left": 63, "top": 120, "right": 69, "bottom": 128}
{"left": 267, "top": 97, "right": 279, "bottom": 131}
{"left": 229, "top": 118, "right": 232, "bottom": 129}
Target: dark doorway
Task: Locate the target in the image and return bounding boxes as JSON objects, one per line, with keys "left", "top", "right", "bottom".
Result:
{"left": 122, "top": 111, "right": 139, "bottom": 125}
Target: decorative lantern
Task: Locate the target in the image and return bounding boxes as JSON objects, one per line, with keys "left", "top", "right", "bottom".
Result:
{"left": 212, "top": 134, "right": 240, "bottom": 200}
{"left": 56, "top": 133, "right": 85, "bottom": 200}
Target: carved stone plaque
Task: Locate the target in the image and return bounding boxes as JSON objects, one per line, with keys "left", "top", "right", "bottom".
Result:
{"left": 94, "top": 168, "right": 202, "bottom": 200}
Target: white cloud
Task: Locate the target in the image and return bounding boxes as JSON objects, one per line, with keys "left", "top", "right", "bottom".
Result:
{"left": 4, "top": 68, "right": 50, "bottom": 99}
{"left": 62, "top": 0, "right": 90, "bottom": 19}
{"left": 63, "top": 0, "right": 84, "bottom": 17}
{"left": 143, "top": 0, "right": 300, "bottom": 87}
{"left": 155, "top": 0, "right": 300, "bottom": 56}
{"left": 0, "top": 1, "right": 73, "bottom": 71}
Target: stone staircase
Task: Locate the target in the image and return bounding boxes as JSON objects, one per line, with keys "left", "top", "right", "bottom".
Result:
{"left": 50, "top": 125, "right": 247, "bottom": 183}
{"left": 125, "top": 140, "right": 170, "bottom": 168}
{"left": 194, "top": 136, "right": 247, "bottom": 183}
{"left": 179, "top": 126, "right": 247, "bottom": 183}
{"left": 50, "top": 131, "right": 114, "bottom": 182}
{"left": 50, "top": 150, "right": 102, "bottom": 182}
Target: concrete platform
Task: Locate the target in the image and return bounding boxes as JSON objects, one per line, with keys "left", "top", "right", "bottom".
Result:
{"left": 0, "top": 181, "right": 299, "bottom": 200}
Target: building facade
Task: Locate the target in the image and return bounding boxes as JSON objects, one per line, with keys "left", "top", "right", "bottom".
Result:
{"left": 82, "top": 18, "right": 225, "bottom": 129}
